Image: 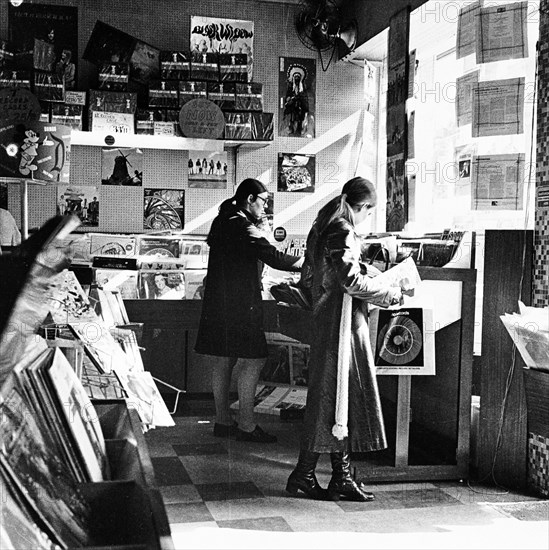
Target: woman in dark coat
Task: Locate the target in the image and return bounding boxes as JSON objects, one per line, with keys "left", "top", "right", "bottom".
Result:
{"left": 286, "top": 177, "right": 405, "bottom": 501}
{"left": 195, "top": 178, "right": 303, "bottom": 443}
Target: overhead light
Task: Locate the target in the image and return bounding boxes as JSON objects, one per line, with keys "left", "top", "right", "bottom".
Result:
{"left": 10, "top": 0, "right": 24, "bottom": 7}
{"left": 6, "top": 143, "right": 19, "bottom": 157}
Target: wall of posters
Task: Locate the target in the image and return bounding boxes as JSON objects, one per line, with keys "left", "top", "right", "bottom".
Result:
{"left": 188, "top": 150, "right": 227, "bottom": 189}
{"left": 143, "top": 188, "right": 185, "bottom": 230}
{"left": 8, "top": 3, "right": 78, "bottom": 89}
{"left": 101, "top": 147, "right": 143, "bottom": 186}
{"left": 190, "top": 16, "right": 254, "bottom": 81}
{"left": 278, "top": 57, "right": 316, "bottom": 138}
{"left": 277, "top": 153, "right": 315, "bottom": 193}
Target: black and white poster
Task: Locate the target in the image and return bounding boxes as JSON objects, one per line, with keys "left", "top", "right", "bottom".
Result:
{"left": 8, "top": 3, "right": 78, "bottom": 89}
{"left": 188, "top": 150, "right": 228, "bottom": 189}
{"left": 277, "top": 153, "right": 315, "bottom": 193}
{"left": 101, "top": 147, "right": 143, "bottom": 186}
{"left": 143, "top": 188, "right": 185, "bottom": 230}
{"left": 278, "top": 57, "right": 316, "bottom": 138}
{"left": 369, "top": 307, "right": 435, "bottom": 375}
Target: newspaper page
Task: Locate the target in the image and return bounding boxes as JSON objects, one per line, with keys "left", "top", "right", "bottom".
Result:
{"left": 456, "top": 70, "right": 479, "bottom": 127}
{"left": 471, "top": 153, "right": 524, "bottom": 210}
{"left": 455, "top": 143, "right": 477, "bottom": 197}
{"left": 456, "top": 1, "right": 480, "bottom": 59}
{"left": 476, "top": 1, "right": 528, "bottom": 64}
{"left": 472, "top": 78, "right": 524, "bottom": 137}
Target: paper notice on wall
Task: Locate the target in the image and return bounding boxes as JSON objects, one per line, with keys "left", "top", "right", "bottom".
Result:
{"left": 408, "top": 49, "right": 416, "bottom": 98}
{"left": 457, "top": 1, "right": 480, "bottom": 59}
{"left": 476, "top": 1, "right": 528, "bottom": 64}
{"left": 471, "top": 153, "right": 524, "bottom": 210}
{"left": 456, "top": 70, "right": 479, "bottom": 127}
{"left": 407, "top": 110, "right": 415, "bottom": 159}
{"left": 472, "top": 78, "right": 524, "bottom": 137}
{"left": 455, "top": 144, "right": 476, "bottom": 197}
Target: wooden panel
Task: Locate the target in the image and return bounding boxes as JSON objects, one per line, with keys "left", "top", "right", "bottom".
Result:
{"left": 478, "top": 230, "right": 533, "bottom": 489}
{"left": 523, "top": 369, "right": 549, "bottom": 437}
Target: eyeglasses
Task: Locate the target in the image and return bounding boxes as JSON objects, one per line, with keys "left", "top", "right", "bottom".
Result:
{"left": 256, "top": 195, "right": 269, "bottom": 207}
{"left": 354, "top": 203, "right": 373, "bottom": 212}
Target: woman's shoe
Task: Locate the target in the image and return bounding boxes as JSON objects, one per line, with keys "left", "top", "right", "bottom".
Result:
{"left": 328, "top": 452, "right": 375, "bottom": 502}
{"left": 236, "top": 425, "right": 277, "bottom": 443}
{"left": 285, "top": 450, "right": 329, "bottom": 500}
{"left": 327, "top": 478, "right": 375, "bottom": 502}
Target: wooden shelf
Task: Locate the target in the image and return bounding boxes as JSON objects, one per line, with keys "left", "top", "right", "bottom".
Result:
{"left": 70, "top": 130, "right": 271, "bottom": 152}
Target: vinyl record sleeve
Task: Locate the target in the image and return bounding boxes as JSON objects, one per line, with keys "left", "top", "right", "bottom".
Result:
{"left": 369, "top": 307, "right": 435, "bottom": 375}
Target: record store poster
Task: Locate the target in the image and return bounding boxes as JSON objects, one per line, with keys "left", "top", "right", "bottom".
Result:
{"left": 369, "top": 307, "right": 435, "bottom": 375}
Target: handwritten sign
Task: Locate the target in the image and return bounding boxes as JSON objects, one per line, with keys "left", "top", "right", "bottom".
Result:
{"left": 179, "top": 98, "right": 225, "bottom": 139}
{"left": 91, "top": 111, "right": 134, "bottom": 134}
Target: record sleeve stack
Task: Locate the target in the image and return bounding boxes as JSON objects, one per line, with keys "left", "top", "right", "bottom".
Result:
{"left": 0, "top": 214, "right": 175, "bottom": 549}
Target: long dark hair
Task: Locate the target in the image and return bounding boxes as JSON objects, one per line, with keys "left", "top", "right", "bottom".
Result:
{"left": 313, "top": 177, "right": 377, "bottom": 235}
{"left": 218, "top": 178, "right": 268, "bottom": 214}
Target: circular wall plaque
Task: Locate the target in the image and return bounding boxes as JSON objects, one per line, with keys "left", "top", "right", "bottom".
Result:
{"left": 179, "top": 98, "right": 225, "bottom": 139}
{"left": 0, "top": 88, "right": 41, "bottom": 124}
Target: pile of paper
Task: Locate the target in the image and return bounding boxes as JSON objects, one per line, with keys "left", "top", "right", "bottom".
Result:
{"left": 500, "top": 302, "right": 549, "bottom": 372}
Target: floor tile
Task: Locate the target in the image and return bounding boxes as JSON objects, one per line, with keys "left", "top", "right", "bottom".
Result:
{"left": 145, "top": 441, "right": 178, "bottom": 458}
{"left": 151, "top": 456, "right": 192, "bottom": 486}
{"left": 172, "top": 443, "right": 229, "bottom": 456}
{"left": 179, "top": 455, "right": 253, "bottom": 485}
{"left": 195, "top": 481, "right": 264, "bottom": 501}
{"left": 489, "top": 501, "right": 549, "bottom": 521}
{"left": 160, "top": 484, "right": 203, "bottom": 504}
{"left": 164, "top": 502, "right": 214, "bottom": 524}
{"left": 216, "top": 516, "right": 293, "bottom": 531}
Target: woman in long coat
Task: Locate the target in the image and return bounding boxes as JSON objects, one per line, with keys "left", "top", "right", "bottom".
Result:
{"left": 195, "top": 178, "right": 302, "bottom": 443}
{"left": 286, "top": 177, "right": 404, "bottom": 501}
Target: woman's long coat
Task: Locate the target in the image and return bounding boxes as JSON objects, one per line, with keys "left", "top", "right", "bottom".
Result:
{"left": 300, "top": 219, "right": 398, "bottom": 453}
{"left": 195, "top": 205, "right": 301, "bottom": 359}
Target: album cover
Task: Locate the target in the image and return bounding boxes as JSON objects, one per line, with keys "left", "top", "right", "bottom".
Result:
{"left": 369, "top": 307, "right": 436, "bottom": 375}
{"left": 8, "top": 3, "right": 78, "bottom": 84}
{"left": 235, "top": 82, "right": 263, "bottom": 111}
{"left": 189, "top": 52, "right": 219, "bottom": 81}
{"left": 135, "top": 108, "right": 163, "bottom": 134}
{"left": 160, "top": 51, "right": 191, "bottom": 80}
{"left": 188, "top": 150, "right": 228, "bottom": 189}
{"left": 143, "top": 188, "right": 184, "bottom": 230}
{"left": 89, "top": 90, "right": 137, "bottom": 113}
{"left": 190, "top": 16, "right": 254, "bottom": 81}
{"left": 138, "top": 270, "right": 186, "bottom": 300}
{"left": 51, "top": 103, "right": 83, "bottom": 130}
{"left": 251, "top": 112, "right": 274, "bottom": 140}
{"left": 207, "top": 81, "right": 236, "bottom": 111}
{"left": 277, "top": 153, "right": 315, "bottom": 192}
{"left": 0, "top": 121, "right": 71, "bottom": 182}
{"left": 178, "top": 81, "right": 207, "bottom": 106}
{"left": 137, "top": 235, "right": 181, "bottom": 257}
{"left": 218, "top": 53, "right": 248, "bottom": 82}
{"left": 98, "top": 62, "right": 129, "bottom": 91}
{"left": 224, "top": 111, "right": 252, "bottom": 140}
{"left": 57, "top": 185, "right": 99, "bottom": 227}
{"left": 90, "top": 233, "right": 137, "bottom": 257}
{"left": 101, "top": 147, "right": 142, "bottom": 186}
{"left": 0, "top": 371, "right": 92, "bottom": 548}
{"left": 46, "top": 348, "right": 109, "bottom": 482}
{"left": 33, "top": 70, "right": 64, "bottom": 102}
{"left": 148, "top": 80, "right": 179, "bottom": 108}
{"left": 0, "top": 69, "right": 31, "bottom": 89}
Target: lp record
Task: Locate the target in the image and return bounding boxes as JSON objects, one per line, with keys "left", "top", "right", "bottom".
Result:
{"left": 375, "top": 308, "right": 424, "bottom": 367}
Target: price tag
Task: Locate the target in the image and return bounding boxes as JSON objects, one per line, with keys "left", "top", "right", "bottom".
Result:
{"left": 91, "top": 111, "right": 134, "bottom": 134}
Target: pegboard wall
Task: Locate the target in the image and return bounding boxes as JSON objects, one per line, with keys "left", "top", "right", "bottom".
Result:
{"left": 1, "top": 0, "right": 369, "bottom": 238}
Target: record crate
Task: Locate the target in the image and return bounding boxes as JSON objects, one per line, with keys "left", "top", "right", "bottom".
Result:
{"left": 78, "top": 399, "right": 174, "bottom": 550}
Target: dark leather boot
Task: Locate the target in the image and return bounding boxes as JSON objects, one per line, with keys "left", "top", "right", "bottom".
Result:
{"left": 286, "top": 450, "right": 329, "bottom": 500}
{"left": 328, "top": 452, "right": 375, "bottom": 502}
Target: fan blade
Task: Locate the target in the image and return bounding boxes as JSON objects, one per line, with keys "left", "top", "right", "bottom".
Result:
{"left": 338, "top": 20, "right": 357, "bottom": 50}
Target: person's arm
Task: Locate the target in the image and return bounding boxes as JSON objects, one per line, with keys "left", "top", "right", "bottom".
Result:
{"left": 244, "top": 222, "right": 303, "bottom": 272}
{"left": 325, "top": 221, "right": 401, "bottom": 308}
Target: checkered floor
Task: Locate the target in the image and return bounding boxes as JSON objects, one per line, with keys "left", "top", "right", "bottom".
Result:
{"left": 144, "top": 403, "right": 549, "bottom": 549}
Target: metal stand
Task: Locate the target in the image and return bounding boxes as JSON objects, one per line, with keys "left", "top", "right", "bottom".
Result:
{"left": 152, "top": 376, "right": 186, "bottom": 415}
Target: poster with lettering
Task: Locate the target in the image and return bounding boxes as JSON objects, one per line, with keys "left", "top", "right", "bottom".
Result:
{"left": 190, "top": 16, "right": 254, "bottom": 81}
{"left": 8, "top": 3, "right": 78, "bottom": 89}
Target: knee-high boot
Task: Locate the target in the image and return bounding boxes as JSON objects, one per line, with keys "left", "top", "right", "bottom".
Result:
{"left": 327, "top": 452, "right": 375, "bottom": 502}
{"left": 286, "top": 450, "right": 329, "bottom": 500}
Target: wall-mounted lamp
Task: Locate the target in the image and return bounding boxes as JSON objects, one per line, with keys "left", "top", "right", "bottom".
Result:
{"left": 10, "top": 1, "right": 24, "bottom": 7}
